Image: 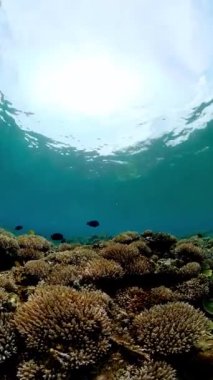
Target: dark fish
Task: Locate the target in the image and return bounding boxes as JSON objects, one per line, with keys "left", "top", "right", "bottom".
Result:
{"left": 51, "top": 232, "right": 64, "bottom": 241}
{"left": 15, "top": 225, "right": 23, "bottom": 231}
{"left": 86, "top": 220, "right": 100, "bottom": 228}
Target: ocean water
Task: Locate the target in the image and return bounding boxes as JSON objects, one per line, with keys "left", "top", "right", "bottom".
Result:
{"left": 0, "top": 1, "right": 213, "bottom": 241}
{"left": 0, "top": 92, "right": 213, "bottom": 240}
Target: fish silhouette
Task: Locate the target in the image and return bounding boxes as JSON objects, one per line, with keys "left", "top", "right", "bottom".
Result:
{"left": 15, "top": 225, "right": 23, "bottom": 231}
{"left": 86, "top": 220, "right": 100, "bottom": 227}
{"left": 51, "top": 232, "right": 64, "bottom": 241}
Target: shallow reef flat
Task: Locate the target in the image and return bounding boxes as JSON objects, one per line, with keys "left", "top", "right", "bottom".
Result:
{"left": 0, "top": 228, "right": 212, "bottom": 379}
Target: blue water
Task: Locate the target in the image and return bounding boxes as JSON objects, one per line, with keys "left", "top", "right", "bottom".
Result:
{"left": 0, "top": 93, "right": 212, "bottom": 240}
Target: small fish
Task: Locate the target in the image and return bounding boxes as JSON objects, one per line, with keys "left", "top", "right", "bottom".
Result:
{"left": 86, "top": 220, "right": 100, "bottom": 228}
{"left": 51, "top": 232, "right": 64, "bottom": 241}
{"left": 15, "top": 225, "right": 23, "bottom": 231}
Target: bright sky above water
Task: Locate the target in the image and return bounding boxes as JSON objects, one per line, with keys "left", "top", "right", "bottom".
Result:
{"left": 0, "top": 0, "right": 213, "bottom": 154}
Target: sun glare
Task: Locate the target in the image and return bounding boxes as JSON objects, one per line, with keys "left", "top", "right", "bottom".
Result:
{"left": 30, "top": 54, "right": 141, "bottom": 117}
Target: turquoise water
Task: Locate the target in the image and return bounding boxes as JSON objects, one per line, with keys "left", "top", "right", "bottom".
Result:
{"left": 1, "top": 92, "right": 213, "bottom": 240}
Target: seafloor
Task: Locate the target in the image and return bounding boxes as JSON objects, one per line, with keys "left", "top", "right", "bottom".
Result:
{"left": 0, "top": 228, "right": 212, "bottom": 380}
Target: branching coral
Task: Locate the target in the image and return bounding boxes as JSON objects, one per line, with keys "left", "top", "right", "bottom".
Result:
{"left": 174, "top": 242, "right": 204, "bottom": 262}
{"left": 0, "top": 234, "right": 19, "bottom": 268}
{"left": 17, "top": 235, "right": 51, "bottom": 252}
{"left": 45, "top": 248, "right": 99, "bottom": 266}
{"left": 82, "top": 258, "right": 124, "bottom": 282}
{"left": 132, "top": 302, "right": 211, "bottom": 355}
{"left": 114, "top": 287, "right": 150, "bottom": 314}
{"left": 112, "top": 360, "right": 177, "bottom": 380}
{"left": 0, "top": 312, "right": 17, "bottom": 364}
{"left": 179, "top": 261, "right": 201, "bottom": 278}
{"left": 173, "top": 275, "right": 210, "bottom": 302}
{"left": 115, "top": 286, "right": 174, "bottom": 314}
{"left": 17, "top": 359, "right": 69, "bottom": 380}
{"left": 129, "top": 240, "right": 152, "bottom": 256}
{"left": 100, "top": 243, "right": 140, "bottom": 264}
{"left": 14, "top": 286, "right": 112, "bottom": 369}
{"left": 46, "top": 264, "right": 82, "bottom": 286}
{"left": 95, "top": 354, "right": 177, "bottom": 380}
{"left": 13, "top": 259, "right": 51, "bottom": 285}
{"left": 142, "top": 231, "right": 177, "bottom": 253}
{"left": 112, "top": 231, "right": 140, "bottom": 244}
{"left": 100, "top": 243, "right": 152, "bottom": 276}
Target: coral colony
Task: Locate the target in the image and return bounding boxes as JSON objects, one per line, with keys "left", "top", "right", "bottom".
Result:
{"left": 0, "top": 228, "right": 212, "bottom": 379}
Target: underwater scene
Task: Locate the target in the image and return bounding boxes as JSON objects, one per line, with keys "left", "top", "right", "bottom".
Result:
{"left": 0, "top": 1, "right": 213, "bottom": 379}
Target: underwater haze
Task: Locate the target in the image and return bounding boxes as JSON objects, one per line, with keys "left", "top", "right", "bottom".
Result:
{"left": 0, "top": 0, "right": 213, "bottom": 240}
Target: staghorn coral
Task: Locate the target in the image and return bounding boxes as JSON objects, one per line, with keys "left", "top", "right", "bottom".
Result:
{"left": 57, "top": 242, "right": 76, "bottom": 251}
{"left": 100, "top": 243, "right": 140, "bottom": 265}
{"left": 0, "top": 312, "right": 17, "bottom": 364}
{"left": 46, "top": 264, "right": 82, "bottom": 286}
{"left": 16, "top": 247, "right": 44, "bottom": 262}
{"left": 17, "top": 234, "right": 51, "bottom": 252}
{"left": 0, "top": 234, "right": 20, "bottom": 268}
{"left": 112, "top": 231, "right": 140, "bottom": 244}
{"left": 113, "top": 360, "right": 177, "bottom": 380}
{"left": 114, "top": 287, "right": 150, "bottom": 314}
{"left": 179, "top": 261, "right": 201, "bottom": 278}
{"left": 174, "top": 242, "right": 204, "bottom": 262}
{"left": 14, "top": 286, "right": 112, "bottom": 369}
{"left": 132, "top": 302, "right": 211, "bottom": 355}
{"left": 115, "top": 286, "right": 174, "bottom": 314}
{"left": 154, "top": 258, "right": 179, "bottom": 277}
{"left": 0, "top": 272, "right": 17, "bottom": 295}
{"left": 45, "top": 248, "right": 99, "bottom": 266}
{"left": 94, "top": 353, "right": 177, "bottom": 380}
{"left": 142, "top": 231, "right": 177, "bottom": 253}
{"left": 13, "top": 259, "right": 51, "bottom": 285}
{"left": 100, "top": 243, "right": 152, "bottom": 275}
{"left": 17, "top": 359, "right": 70, "bottom": 380}
{"left": 173, "top": 275, "right": 210, "bottom": 302}
{"left": 82, "top": 258, "right": 124, "bottom": 282}
{"left": 0, "top": 287, "right": 19, "bottom": 311}
{"left": 129, "top": 240, "right": 152, "bottom": 256}
{"left": 149, "top": 286, "right": 174, "bottom": 305}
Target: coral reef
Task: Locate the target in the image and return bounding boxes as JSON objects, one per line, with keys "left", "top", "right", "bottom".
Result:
{"left": 132, "top": 302, "right": 211, "bottom": 355}
{"left": 14, "top": 286, "right": 112, "bottom": 369}
{"left": 0, "top": 312, "right": 17, "bottom": 364}
{"left": 0, "top": 227, "right": 212, "bottom": 379}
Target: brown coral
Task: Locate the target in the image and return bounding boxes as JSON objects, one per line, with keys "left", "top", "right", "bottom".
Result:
{"left": 174, "top": 242, "right": 204, "bottom": 262}
{"left": 95, "top": 355, "right": 177, "bottom": 380}
{"left": 142, "top": 231, "right": 177, "bottom": 253}
{"left": 14, "top": 286, "right": 112, "bottom": 369}
{"left": 13, "top": 259, "right": 51, "bottom": 285}
{"left": 17, "top": 359, "right": 69, "bottom": 380}
{"left": 45, "top": 247, "right": 99, "bottom": 266}
{"left": 0, "top": 234, "right": 19, "bottom": 268}
{"left": 114, "top": 287, "right": 150, "bottom": 314}
{"left": 173, "top": 275, "right": 210, "bottom": 302}
{"left": 129, "top": 240, "right": 152, "bottom": 256}
{"left": 100, "top": 243, "right": 152, "bottom": 275}
{"left": 115, "top": 286, "right": 174, "bottom": 314}
{"left": 17, "top": 234, "right": 51, "bottom": 252}
{"left": 46, "top": 264, "right": 82, "bottom": 285}
{"left": 112, "top": 231, "right": 140, "bottom": 244}
{"left": 100, "top": 243, "right": 140, "bottom": 265}
{"left": 179, "top": 261, "right": 201, "bottom": 278}
{"left": 113, "top": 360, "right": 177, "bottom": 380}
{"left": 82, "top": 258, "right": 124, "bottom": 282}
{"left": 132, "top": 302, "right": 211, "bottom": 355}
{"left": 0, "top": 312, "right": 17, "bottom": 364}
